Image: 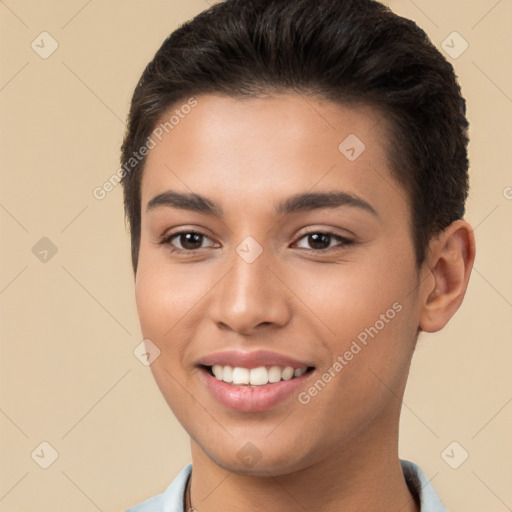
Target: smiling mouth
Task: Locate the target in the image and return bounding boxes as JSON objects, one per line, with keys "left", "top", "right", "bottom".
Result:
{"left": 200, "top": 364, "right": 315, "bottom": 386}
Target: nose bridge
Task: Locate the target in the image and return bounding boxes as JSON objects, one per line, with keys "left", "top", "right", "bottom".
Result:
{"left": 211, "top": 240, "right": 290, "bottom": 333}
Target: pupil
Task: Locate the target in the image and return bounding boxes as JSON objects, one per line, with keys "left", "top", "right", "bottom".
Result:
{"left": 309, "top": 233, "right": 330, "bottom": 249}
{"left": 182, "top": 233, "right": 202, "bottom": 249}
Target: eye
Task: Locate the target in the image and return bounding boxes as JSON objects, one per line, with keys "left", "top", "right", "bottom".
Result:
{"left": 159, "top": 230, "right": 217, "bottom": 252}
{"left": 159, "top": 229, "right": 354, "bottom": 254}
{"left": 294, "top": 231, "right": 354, "bottom": 251}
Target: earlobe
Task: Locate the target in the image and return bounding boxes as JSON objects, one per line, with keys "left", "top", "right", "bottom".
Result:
{"left": 419, "top": 220, "right": 476, "bottom": 333}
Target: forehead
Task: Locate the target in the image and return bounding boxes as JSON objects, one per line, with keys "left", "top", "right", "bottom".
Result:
{"left": 140, "top": 92, "right": 406, "bottom": 221}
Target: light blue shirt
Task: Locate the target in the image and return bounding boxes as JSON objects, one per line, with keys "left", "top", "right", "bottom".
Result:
{"left": 126, "top": 459, "right": 446, "bottom": 511}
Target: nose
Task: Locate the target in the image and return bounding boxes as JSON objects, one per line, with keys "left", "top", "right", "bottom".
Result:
{"left": 208, "top": 247, "right": 292, "bottom": 335}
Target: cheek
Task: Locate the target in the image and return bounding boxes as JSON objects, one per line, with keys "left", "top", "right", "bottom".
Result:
{"left": 135, "top": 252, "right": 201, "bottom": 340}
{"left": 300, "top": 252, "right": 415, "bottom": 341}
{"left": 302, "top": 247, "right": 419, "bottom": 395}
{"left": 135, "top": 272, "right": 170, "bottom": 340}
{"left": 134, "top": 261, "right": 200, "bottom": 414}
{"left": 305, "top": 300, "right": 417, "bottom": 440}
{"left": 134, "top": 255, "right": 221, "bottom": 385}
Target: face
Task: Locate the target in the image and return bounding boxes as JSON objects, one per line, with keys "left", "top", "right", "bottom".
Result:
{"left": 135, "top": 93, "right": 423, "bottom": 476}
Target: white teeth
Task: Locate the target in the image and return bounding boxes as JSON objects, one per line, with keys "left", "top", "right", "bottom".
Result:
{"left": 232, "top": 367, "right": 249, "bottom": 385}
{"left": 249, "top": 366, "right": 268, "bottom": 386}
{"left": 281, "top": 367, "right": 294, "bottom": 380}
{"left": 268, "top": 366, "right": 282, "bottom": 383}
{"left": 209, "top": 364, "right": 308, "bottom": 386}
{"left": 222, "top": 365, "right": 233, "bottom": 383}
{"left": 212, "top": 365, "right": 223, "bottom": 380}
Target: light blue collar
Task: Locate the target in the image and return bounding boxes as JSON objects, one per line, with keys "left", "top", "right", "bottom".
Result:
{"left": 126, "top": 459, "right": 446, "bottom": 511}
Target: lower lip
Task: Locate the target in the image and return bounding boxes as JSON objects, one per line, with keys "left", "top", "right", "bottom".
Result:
{"left": 199, "top": 368, "right": 313, "bottom": 412}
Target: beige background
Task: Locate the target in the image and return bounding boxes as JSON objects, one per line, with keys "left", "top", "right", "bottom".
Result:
{"left": 0, "top": 0, "right": 511, "bottom": 511}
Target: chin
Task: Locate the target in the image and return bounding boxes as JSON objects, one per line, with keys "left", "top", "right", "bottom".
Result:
{"left": 200, "top": 438, "right": 321, "bottom": 477}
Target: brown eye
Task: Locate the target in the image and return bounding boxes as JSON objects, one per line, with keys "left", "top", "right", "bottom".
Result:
{"left": 176, "top": 232, "right": 204, "bottom": 250}
{"left": 295, "top": 231, "right": 353, "bottom": 251}
{"left": 306, "top": 233, "right": 331, "bottom": 250}
{"left": 160, "top": 231, "right": 217, "bottom": 252}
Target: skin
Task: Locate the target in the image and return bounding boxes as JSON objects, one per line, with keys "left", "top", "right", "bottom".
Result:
{"left": 134, "top": 92, "right": 475, "bottom": 511}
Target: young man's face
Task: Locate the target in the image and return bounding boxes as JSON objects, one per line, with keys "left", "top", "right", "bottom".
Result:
{"left": 135, "top": 93, "right": 425, "bottom": 475}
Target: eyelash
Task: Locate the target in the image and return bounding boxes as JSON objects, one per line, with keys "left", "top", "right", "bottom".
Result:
{"left": 158, "top": 229, "right": 355, "bottom": 254}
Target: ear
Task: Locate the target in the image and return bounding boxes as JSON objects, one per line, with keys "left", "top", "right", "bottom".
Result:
{"left": 419, "top": 220, "right": 476, "bottom": 333}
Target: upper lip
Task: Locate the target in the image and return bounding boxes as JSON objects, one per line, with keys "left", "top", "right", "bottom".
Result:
{"left": 197, "top": 349, "right": 314, "bottom": 369}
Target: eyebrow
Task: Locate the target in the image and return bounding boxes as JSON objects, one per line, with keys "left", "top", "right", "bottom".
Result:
{"left": 146, "top": 190, "right": 378, "bottom": 217}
